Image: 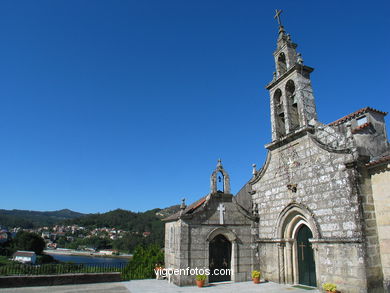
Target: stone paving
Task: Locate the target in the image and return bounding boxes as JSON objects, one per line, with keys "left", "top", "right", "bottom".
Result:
{"left": 0, "top": 280, "right": 320, "bottom": 293}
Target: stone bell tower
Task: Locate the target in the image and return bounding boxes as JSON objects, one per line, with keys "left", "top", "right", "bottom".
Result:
{"left": 267, "top": 10, "right": 318, "bottom": 141}
{"left": 210, "top": 159, "right": 231, "bottom": 194}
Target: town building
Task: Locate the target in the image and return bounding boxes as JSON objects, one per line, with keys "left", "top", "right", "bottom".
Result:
{"left": 13, "top": 251, "right": 37, "bottom": 264}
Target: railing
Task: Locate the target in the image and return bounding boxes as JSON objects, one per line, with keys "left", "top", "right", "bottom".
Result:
{"left": 0, "top": 262, "right": 128, "bottom": 276}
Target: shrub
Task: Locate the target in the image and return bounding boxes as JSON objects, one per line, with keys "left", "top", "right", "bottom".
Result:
{"left": 36, "top": 254, "right": 58, "bottom": 264}
{"left": 251, "top": 270, "right": 261, "bottom": 278}
{"left": 196, "top": 274, "right": 207, "bottom": 281}
{"left": 322, "top": 282, "right": 337, "bottom": 292}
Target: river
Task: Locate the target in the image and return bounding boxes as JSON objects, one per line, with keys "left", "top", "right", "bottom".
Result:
{"left": 46, "top": 253, "right": 130, "bottom": 267}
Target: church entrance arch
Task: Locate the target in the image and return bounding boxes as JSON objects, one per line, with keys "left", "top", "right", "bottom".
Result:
{"left": 275, "top": 203, "right": 319, "bottom": 287}
{"left": 296, "top": 225, "right": 317, "bottom": 287}
{"left": 209, "top": 234, "right": 231, "bottom": 283}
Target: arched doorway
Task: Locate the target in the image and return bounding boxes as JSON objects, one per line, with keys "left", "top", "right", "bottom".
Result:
{"left": 275, "top": 203, "right": 320, "bottom": 286}
{"left": 209, "top": 234, "right": 231, "bottom": 282}
{"left": 296, "top": 225, "right": 316, "bottom": 287}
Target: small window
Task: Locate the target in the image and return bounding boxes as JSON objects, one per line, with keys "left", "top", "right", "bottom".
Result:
{"left": 357, "top": 116, "right": 368, "bottom": 126}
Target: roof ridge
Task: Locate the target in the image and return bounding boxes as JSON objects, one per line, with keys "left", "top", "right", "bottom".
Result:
{"left": 329, "top": 107, "right": 387, "bottom": 126}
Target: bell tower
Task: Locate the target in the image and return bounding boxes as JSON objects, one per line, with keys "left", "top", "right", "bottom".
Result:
{"left": 267, "top": 10, "right": 318, "bottom": 141}
{"left": 210, "top": 159, "right": 231, "bottom": 194}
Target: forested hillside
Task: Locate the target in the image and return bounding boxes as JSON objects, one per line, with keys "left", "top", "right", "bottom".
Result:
{"left": 0, "top": 209, "right": 84, "bottom": 229}
{"left": 0, "top": 206, "right": 180, "bottom": 252}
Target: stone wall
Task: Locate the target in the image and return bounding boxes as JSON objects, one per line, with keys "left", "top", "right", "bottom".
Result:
{"left": 0, "top": 272, "right": 121, "bottom": 288}
{"left": 359, "top": 167, "right": 385, "bottom": 292}
{"left": 251, "top": 132, "right": 371, "bottom": 292}
{"left": 164, "top": 221, "right": 181, "bottom": 273}
{"left": 369, "top": 165, "right": 390, "bottom": 291}
{"left": 315, "top": 243, "right": 367, "bottom": 292}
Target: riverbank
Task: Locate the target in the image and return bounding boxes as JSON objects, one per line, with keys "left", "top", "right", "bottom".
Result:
{"left": 44, "top": 249, "right": 132, "bottom": 259}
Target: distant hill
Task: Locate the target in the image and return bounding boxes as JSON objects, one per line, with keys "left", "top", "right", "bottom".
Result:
{"left": 0, "top": 206, "right": 181, "bottom": 251}
{"left": 0, "top": 205, "right": 180, "bottom": 231}
{"left": 0, "top": 209, "right": 85, "bottom": 229}
{"left": 63, "top": 205, "right": 181, "bottom": 231}
{"left": 62, "top": 206, "right": 181, "bottom": 248}
{"left": 155, "top": 205, "right": 180, "bottom": 218}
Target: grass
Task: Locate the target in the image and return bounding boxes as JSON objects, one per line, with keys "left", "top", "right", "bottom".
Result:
{"left": 0, "top": 256, "right": 13, "bottom": 265}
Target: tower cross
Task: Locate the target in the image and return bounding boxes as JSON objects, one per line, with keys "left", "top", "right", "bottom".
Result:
{"left": 217, "top": 203, "right": 225, "bottom": 225}
{"left": 274, "top": 9, "right": 283, "bottom": 26}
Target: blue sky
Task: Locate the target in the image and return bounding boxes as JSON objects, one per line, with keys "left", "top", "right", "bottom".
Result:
{"left": 0, "top": 1, "right": 389, "bottom": 213}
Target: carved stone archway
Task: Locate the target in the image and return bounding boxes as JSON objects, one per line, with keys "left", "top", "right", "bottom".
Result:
{"left": 274, "top": 203, "right": 320, "bottom": 286}
{"left": 205, "top": 227, "right": 238, "bottom": 282}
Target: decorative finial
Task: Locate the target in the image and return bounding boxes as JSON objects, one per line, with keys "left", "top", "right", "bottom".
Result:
{"left": 180, "top": 198, "right": 186, "bottom": 210}
{"left": 297, "top": 53, "right": 304, "bottom": 65}
{"left": 273, "top": 72, "right": 277, "bottom": 80}
{"left": 179, "top": 198, "right": 186, "bottom": 216}
{"left": 274, "top": 9, "right": 283, "bottom": 27}
{"left": 217, "top": 159, "right": 222, "bottom": 167}
{"left": 252, "top": 164, "right": 257, "bottom": 176}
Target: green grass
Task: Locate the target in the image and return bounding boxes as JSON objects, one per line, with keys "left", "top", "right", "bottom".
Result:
{"left": 0, "top": 256, "right": 13, "bottom": 265}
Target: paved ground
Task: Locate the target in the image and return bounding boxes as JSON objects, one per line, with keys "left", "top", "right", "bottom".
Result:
{"left": 0, "top": 280, "right": 320, "bottom": 293}
{"left": 126, "top": 280, "right": 319, "bottom": 293}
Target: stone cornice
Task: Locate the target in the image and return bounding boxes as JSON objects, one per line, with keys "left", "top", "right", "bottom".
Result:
{"left": 256, "top": 237, "right": 363, "bottom": 244}
{"left": 249, "top": 151, "right": 272, "bottom": 185}
{"left": 308, "top": 133, "right": 353, "bottom": 155}
{"left": 264, "top": 126, "right": 314, "bottom": 151}
{"left": 309, "top": 238, "right": 363, "bottom": 244}
{"left": 266, "top": 64, "right": 314, "bottom": 90}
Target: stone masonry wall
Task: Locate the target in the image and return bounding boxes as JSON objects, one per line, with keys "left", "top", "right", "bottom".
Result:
{"left": 370, "top": 166, "right": 390, "bottom": 292}
{"left": 251, "top": 133, "right": 369, "bottom": 292}
{"left": 165, "top": 194, "right": 253, "bottom": 286}
{"left": 359, "top": 167, "right": 385, "bottom": 292}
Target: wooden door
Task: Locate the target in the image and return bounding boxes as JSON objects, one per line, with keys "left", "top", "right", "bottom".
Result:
{"left": 209, "top": 234, "right": 231, "bottom": 282}
{"left": 297, "top": 225, "right": 316, "bottom": 287}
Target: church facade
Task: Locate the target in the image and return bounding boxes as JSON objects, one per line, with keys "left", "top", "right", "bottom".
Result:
{"left": 164, "top": 14, "right": 390, "bottom": 293}
{"left": 163, "top": 160, "right": 255, "bottom": 286}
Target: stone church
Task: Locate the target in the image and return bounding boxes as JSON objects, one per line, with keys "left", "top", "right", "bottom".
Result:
{"left": 164, "top": 13, "right": 390, "bottom": 293}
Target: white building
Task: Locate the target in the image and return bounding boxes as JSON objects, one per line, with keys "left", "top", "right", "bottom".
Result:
{"left": 13, "top": 251, "right": 37, "bottom": 264}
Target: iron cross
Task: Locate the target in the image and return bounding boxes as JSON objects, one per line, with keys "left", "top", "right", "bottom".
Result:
{"left": 274, "top": 9, "right": 283, "bottom": 26}
{"left": 298, "top": 242, "right": 306, "bottom": 260}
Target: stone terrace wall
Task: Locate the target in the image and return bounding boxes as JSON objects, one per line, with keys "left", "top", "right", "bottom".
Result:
{"left": 0, "top": 272, "right": 121, "bottom": 288}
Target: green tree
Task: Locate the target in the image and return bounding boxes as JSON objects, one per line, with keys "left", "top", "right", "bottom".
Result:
{"left": 122, "top": 244, "right": 164, "bottom": 280}
{"left": 12, "top": 231, "right": 45, "bottom": 254}
{"left": 0, "top": 237, "right": 14, "bottom": 257}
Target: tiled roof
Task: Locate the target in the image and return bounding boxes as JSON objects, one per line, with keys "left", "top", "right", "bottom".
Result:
{"left": 351, "top": 122, "right": 372, "bottom": 134}
{"left": 366, "top": 155, "right": 390, "bottom": 167}
{"left": 329, "top": 107, "right": 387, "bottom": 126}
{"left": 13, "top": 251, "right": 35, "bottom": 257}
{"left": 162, "top": 196, "right": 208, "bottom": 222}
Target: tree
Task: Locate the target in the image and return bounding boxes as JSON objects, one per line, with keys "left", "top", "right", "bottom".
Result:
{"left": 122, "top": 244, "right": 164, "bottom": 280}
{"left": 12, "top": 231, "right": 45, "bottom": 255}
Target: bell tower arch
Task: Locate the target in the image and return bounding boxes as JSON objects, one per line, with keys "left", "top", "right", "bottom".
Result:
{"left": 210, "top": 159, "right": 231, "bottom": 194}
{"left": 268, "top": 10, "right": 318, "bottom": 141}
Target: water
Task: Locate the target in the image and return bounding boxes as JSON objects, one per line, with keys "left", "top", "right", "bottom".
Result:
{"left": 46, "top": 253, "right": 129, "bottom": 267}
